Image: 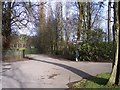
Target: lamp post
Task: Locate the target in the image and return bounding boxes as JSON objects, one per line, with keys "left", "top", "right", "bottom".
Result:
{"left": 72, "top": 35, "right": 79, "bottom": 62}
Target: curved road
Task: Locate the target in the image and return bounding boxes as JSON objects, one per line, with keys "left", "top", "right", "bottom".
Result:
{"left": 2, "top": 54, "right": 112, "bottom": 88}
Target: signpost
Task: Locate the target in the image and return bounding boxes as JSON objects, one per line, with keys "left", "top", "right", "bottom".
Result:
{"left": 72, "top": 35, "right": 79, "bottom": 62}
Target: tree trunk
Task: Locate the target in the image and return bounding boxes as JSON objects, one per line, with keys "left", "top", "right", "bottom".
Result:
{"left": 59, "top": 2, "right": 63, "bottom": 51}
{"left": 112, "top": 2, "right": 116, "bottom": 68}
{"left": 108, "top": 0, "right": 111, "bottom": 43}
{"left": 77, "top": 2, "right": 84, "bottom": 41}
{"left": 39, "top": 2, "right": 46, "bottom": 53}
{"left": 2, "top": 2, "right": 12, "bottom": 49}
{"left": 107, "top": 2, "right": 120, "bottom": 86}
{"left": 87, "top": 2, "right": 91, "bottom": 43}
{"left": 82, "top": 3, "right": 86, "bottom": 43}
{"left": 0, "top": 3, "right": 2, "bottom": 86}
{"left": 116, "top": 1, "right": 120, "bottom": 85}
{"left": 54, "top": 2, "right": 63, "bottom": 54}
{"left": 0, "top": 2, "right": 2, "bottom": 61}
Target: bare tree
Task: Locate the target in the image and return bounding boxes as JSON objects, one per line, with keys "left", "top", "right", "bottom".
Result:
{"left": 2, "top": 1, "right": 32, "bottom": 49}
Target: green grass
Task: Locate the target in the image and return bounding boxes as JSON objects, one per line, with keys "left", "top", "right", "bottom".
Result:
{"left": 71, "top": 73, "right": 120, "bottom": 88}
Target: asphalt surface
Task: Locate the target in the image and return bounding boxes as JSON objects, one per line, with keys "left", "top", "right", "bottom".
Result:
{"left": 2, "top": 54, "right": 112, "bottom": 88}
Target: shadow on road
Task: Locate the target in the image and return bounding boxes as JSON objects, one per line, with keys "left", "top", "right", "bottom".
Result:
{"left": 26, "top": 57, "right": 108, "bottom": 86}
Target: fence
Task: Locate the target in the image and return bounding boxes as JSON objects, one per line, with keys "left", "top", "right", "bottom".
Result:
{"left": 2, "top": 50, "right": 23, "bottom": 61}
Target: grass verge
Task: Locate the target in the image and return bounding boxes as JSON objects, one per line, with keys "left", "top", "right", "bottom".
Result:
{"left": 69, "top": 73, "right": 120, "bottom": 88}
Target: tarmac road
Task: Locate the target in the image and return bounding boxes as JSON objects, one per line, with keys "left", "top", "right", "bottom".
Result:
{"left": 2, "top": 54, "right": 112, "bottom": 88}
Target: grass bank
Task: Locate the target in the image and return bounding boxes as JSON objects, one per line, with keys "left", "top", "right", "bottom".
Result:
{"left": 69, "top": 73, "right": 120, "bottom": 88}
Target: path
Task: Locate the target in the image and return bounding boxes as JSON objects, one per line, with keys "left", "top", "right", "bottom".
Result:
{"left": 2, "top": 54, "right": 112, "bottom": 88}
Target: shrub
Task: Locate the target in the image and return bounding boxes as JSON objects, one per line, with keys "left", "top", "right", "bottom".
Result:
{"left": 78, "top": 42, "right": 114, "bottom": 62}
{"left": 25, "top": 48, "right": 39, "bottom": 54}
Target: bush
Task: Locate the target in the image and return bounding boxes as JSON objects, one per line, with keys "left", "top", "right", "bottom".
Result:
{"left": 53, "top": 42, "right": 114, "bottom": 62}
{"left": 56, "top": 44, "right": 76, "bottom": 60}
{"left": 25, "top": 48, "right": 39, "bottom": 54}
{"left": 65, "top": 44, "right": 76, "bottom": 60}
{"left": 78, "top": 43, "right": 92, "bottom": 61}
{"left": 78, "top": 42, "right": 114, "bottom": 62}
